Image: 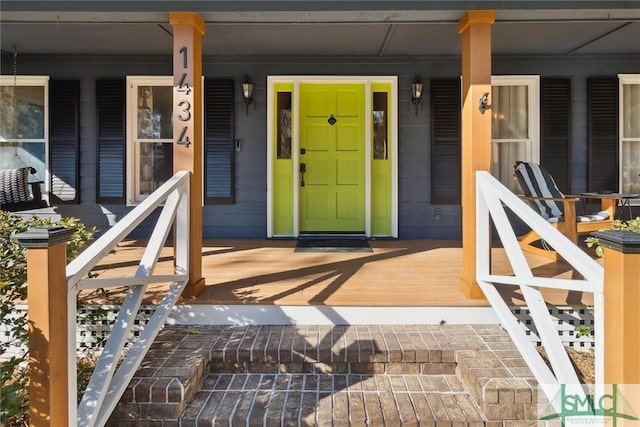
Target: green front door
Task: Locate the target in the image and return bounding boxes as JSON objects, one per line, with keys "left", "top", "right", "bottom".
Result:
{"left": 299, "top": 83, "right": 365, "bottom": 233}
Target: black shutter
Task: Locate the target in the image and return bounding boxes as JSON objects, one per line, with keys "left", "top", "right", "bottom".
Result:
{"left": 540, "top": 78, "right": 571, "bottom": 193}
{"left": 96, "top": 79, "right": 126, "bottom": 203}
{"left": 49, "top": 80, "right": 80, "bottom": 203}
{"left": 205, "top": 79, "right": 234, "bottom": 204}
{"left": 587, "top": 76, "right": 619, "bottom": 193}
{"left": 430, "top": 78, "right": 461, "bottom": 205}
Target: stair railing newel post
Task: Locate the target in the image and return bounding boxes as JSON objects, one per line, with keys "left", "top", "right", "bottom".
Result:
{"left": 592, "top": 230, "right": 640, "bottom": 403}
{"left": 11, "top": 227, "right": 77, "bottom": 427}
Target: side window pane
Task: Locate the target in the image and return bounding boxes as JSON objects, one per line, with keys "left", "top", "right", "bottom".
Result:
{"left": 373, "top": 92, "right": 388, "bottom": 160}
{"left": 277, "top": 92, "right": 292, "bottom": 159}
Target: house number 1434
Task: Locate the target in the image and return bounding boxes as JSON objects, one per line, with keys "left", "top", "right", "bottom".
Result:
{"left": 176, "top": 46, "right": 191, "bottom": 147}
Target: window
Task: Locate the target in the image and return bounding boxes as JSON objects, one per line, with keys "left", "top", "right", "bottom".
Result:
{"left": 126, "top": 76, "right": 173, "bottom": 203}
{"left": 0, "top": 76, "right": 49, "bottom": 189}
{"left": 98, "top": 77, "right": 234, "bottom": 205}
{"left": 619, "top": 74, "right": 640, "bottom": 197}
{"left": 490, "top": 76, "right": 540, "bottom": 193}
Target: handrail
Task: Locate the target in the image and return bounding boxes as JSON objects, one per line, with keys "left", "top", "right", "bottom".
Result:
{"left": 70, "top": 170, "right": 191, "bottom": 427}
{"left": 475, "top": 171, "right": 603, "bottom": 406}
{"left": 67, "top": 171, "right": 190, "bottom": 288}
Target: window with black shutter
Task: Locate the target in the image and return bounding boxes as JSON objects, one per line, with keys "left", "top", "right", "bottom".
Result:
{"left": 204, "top": 79, "right": 235, "bottom": 204}
{"left": 430, "top": 78, "right": 461, "bottom": 205}
{"left": 49, "top": 79, "right": 80, "bottom": 203}
{"left": 431, "top": 77, "right": 570, "bottom": 202}
{"left": 587, "top": 76, "right": 619, "bottom": 193}
{"left": 96, "top": 79, "right": 126, "bottom": 203}
{"left": 540, "top": 78, "right": 571, "bottom": 193}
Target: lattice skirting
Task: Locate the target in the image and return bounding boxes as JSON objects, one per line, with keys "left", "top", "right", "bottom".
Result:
{"left": 512, "top": 306, "right": 595, "bottom": 350}
{"left": 0, "top": 304, "right": 595, "bottom": 360}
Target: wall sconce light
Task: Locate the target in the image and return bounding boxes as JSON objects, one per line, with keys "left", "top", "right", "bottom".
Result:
{"left": 411, "top": 75, "right": 423, "bottom": 116}
{"left": 242, "top": 76, "right": 254, "bottom": 115}
{"left": 478, "top": 92, "right": 490, "bottom": 114}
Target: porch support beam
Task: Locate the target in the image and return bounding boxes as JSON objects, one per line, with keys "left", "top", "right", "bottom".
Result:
{"left": 458, "top": 10, "right": 494, "bottom": 299}
{"left": 170, "top": 12, "right": 206, "bottom": 297}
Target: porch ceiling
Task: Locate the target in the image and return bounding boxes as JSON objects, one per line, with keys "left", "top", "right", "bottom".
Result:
{"left": 1, "top": 8, "right": 640, "bottom": 58}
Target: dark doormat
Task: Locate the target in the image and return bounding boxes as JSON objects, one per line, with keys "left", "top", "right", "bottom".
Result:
{"left": 295, "top": 239, "right": 372, "bottom": 253}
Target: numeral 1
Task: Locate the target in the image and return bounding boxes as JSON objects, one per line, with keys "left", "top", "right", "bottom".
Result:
{"left": 179, "top": 46, "right": 188, "bottom": 68}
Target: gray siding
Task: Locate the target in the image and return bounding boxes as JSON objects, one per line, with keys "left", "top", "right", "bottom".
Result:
{"left": 5, "top": 53, "right": 640, "bottom": 239}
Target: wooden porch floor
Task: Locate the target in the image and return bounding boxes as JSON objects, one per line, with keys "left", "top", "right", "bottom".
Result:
{"left": 91, "top": 239, "right": 596, "bottom": 307}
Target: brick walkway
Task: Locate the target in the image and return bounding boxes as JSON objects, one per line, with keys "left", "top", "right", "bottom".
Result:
{"left": 109, "top": 325, "right": 541, "bottom": 426}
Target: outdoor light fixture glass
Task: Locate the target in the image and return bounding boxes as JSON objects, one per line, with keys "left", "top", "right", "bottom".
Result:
{"left": 478, "top": 92, "right": 490, "bottom": 114}
{"left": 242, "top": 76, "right": 254, "bottom": 115}
{"left": 411, "top": 75, "right": 423, "bottom": 115}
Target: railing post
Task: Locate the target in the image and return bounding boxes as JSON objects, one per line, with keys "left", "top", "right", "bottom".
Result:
{"left": 12, "top": 227, "right": 75, "bottom": 427}
{"left": 592, "top": 230, "right": 640, "bottom": 387}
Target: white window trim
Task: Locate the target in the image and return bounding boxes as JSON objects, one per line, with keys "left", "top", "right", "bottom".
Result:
{"left": 491, "top": 75, "right": 541, "bottom": 164}
{"left": 126, "top": 76, "right": 173, "bottom": 205}
{"left": 618, "top": 74, "right": 640, "bottom": 204}
{"left": 0, "top": 75, "right": 50, "bottom": 194}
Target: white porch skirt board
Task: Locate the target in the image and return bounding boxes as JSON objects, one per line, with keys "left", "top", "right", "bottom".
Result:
{"left": 168, "top": 305, "right": 501, "bottom": 326}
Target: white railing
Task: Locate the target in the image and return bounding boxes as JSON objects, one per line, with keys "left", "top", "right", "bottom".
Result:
{"left": 67, "top": 171, "right": 190, "bottom": 427}
{"left": 475, "top": 171, "right": 603, "bottom": 404}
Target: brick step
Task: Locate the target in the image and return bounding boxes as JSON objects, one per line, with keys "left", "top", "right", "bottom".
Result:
{"left": 109, "top": 324, "right": 539, "bottom": 425}
{"left": 179, "top": 373, "right": 485, "bottom": 426}
{"left": 206, "top": 324, "right": 469, "bottom": 374}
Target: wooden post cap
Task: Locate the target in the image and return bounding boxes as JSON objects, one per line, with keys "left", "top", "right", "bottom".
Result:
{"left": 11, "top": 226, "right": 74, "bottom": 248}
{"left": 592, "top": 230, "right": 640, "bottom": 254}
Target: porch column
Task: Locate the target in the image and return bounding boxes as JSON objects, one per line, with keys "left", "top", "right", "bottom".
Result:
{"left": 458, "top": 10, "right": 495, "bottom": 299}
{"left": 170, "top": 12, "right": 206, "bottom": 297}
{"left": 12, "top": 227, "right": 75, "bottom": 427}
{"left": 593, "top": 230, "right": 640, "bottom": 386}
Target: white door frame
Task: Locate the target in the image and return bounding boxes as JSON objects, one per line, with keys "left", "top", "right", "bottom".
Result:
{"left": 266, "top": 75, "right": 398, "bottom": 238}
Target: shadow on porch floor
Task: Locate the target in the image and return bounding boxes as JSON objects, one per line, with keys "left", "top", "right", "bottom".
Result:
{"left": 89, "top": 239, "right": 596, "bottom": 308}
